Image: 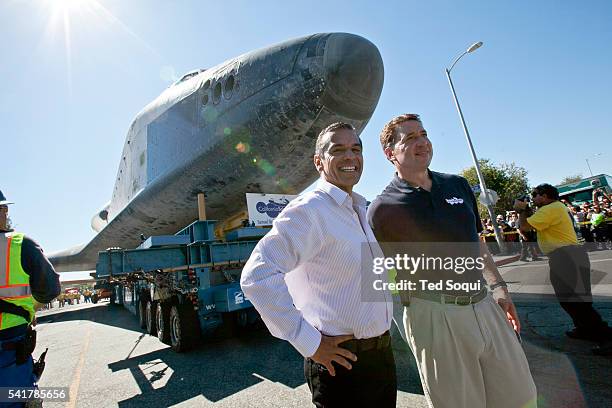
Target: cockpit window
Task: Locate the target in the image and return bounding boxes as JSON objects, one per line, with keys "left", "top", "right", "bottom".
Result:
{"left": 213, "top": 81, "right": 222, "bottom": 104}
{"left": 201, "top": 80, "right": 211, "bottom": 105}
{"left": 224, "top": 75, "right": 235, "bottom": 99}
{"left": 173, "top": 69, "right": 206, "bottom": 86}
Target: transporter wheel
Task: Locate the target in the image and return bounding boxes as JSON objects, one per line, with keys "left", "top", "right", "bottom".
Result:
{"left": 137, "top": 297, "right": 147, "bottom": 329}
{"left": 213, "top": 312, "right": 237, "bottom": 339}
{"left": 169, "top": 303, "right": 200, "bottom": 353}
{"left": 156, "top": 302, "right": 171, "bottom": 344}
{"left": 145, "top": 299, "right": 157, "bottom": 335}
{"left": 236, "top": 310, "right": 249, "bottom": 329}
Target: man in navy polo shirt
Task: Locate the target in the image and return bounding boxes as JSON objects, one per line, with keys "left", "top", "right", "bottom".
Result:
{"left": 367, "top": 114, "right": 537, "bottom": 408}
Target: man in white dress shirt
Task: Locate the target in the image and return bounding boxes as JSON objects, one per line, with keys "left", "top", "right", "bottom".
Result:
{"left": 241, "top": 123, "right": 396, "bottom": 407}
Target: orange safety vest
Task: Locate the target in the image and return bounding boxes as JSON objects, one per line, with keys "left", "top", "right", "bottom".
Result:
{"left": 0, "top": 232, "right": 35, "bottom": 330}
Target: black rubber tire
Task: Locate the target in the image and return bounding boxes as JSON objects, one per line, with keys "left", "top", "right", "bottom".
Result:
{"left": 156, "top": 302, "right": 171, "bottom": 344}
{"left": 215, "top": 311, "right": 241, "bottom": 338}
{"left": 137, "top": 297, "right": 147, "bottom": 329}
{"left": 236, "top": 310, "right": 249, "bottom": 329}
{"left": 145, "top": 299, "right": 157, "bottom": 335}
{"left": 169, "top": 303, "right": 200, "bottom": 353}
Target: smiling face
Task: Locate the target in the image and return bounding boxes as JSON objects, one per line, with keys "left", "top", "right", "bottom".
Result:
{"left": 384, "top": 120, "right": 432, "bottom": 173}
{"left": 313, "top": 128, "right": 363, "bottom": 194}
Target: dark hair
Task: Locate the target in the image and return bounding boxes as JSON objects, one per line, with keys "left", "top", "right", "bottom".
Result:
{"left": 532, "top": 183, "right": 559, "bottom": 200}
{"left": 315, "top": 122, "right": 359, "bottom": 155}
{"left": 379, "top": 113, "right": 421, "bottom": 149}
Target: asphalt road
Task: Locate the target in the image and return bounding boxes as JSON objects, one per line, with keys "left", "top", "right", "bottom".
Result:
{"left": 499, "top": 248, "right": 612, "bottom": 298}
{"left": 34, "top": 301, "right": 425, "bottom": 408}
{"left": 33, "top": 250, "right": 612, "bottom": 407}
{"left": 497, "top": 249, "right": 612, "bottom": 408}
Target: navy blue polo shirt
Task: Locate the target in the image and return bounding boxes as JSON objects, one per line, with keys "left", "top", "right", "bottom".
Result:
{"left": 367, "top": 171, "right": 485, "bottom": 296}
{"left": 367, "top": 171, "right": 483, "bottom": 242}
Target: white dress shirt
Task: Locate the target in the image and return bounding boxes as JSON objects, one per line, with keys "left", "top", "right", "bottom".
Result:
{"left": 240, "top": 179, "right": 393, "bottom": 357}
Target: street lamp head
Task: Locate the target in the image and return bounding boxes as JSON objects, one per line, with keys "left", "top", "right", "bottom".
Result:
{"left": 467, "top": 41, "right": 483, "bottom": 53}
{"left": 447, "top": 41, "right": 484, "bottom": 73}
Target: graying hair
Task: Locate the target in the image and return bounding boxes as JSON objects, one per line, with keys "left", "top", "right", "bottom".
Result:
{"left": 314, "top": 122, "right": 357, "bottom": 155}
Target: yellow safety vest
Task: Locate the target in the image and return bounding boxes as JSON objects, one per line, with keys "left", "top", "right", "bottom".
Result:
{"left": 0, "top": 232, "right": 35, "bottom": 330}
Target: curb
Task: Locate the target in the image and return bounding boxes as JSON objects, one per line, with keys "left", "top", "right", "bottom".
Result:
{"left": 494, "top": 255, "right": 521, "bottom": 267}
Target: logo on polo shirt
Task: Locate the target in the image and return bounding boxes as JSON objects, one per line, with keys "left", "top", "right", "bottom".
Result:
{"left": 445, "top": 197, "right": 464, "bottom": 205}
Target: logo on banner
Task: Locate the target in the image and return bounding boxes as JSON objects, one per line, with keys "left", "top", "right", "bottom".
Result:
{"left": 255, "top": 198, "right": 290, "bottom": 218}
{"left": 246, "top": 193, "right": 298, "bottom": 226}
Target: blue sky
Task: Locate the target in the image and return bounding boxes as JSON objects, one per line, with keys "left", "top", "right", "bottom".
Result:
{"left": 2, "top": 0, "right": 611, "bottom": 270}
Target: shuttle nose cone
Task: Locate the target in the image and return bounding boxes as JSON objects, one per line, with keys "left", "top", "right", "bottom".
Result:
{"left": 321, "top": 33, "right": 384, "bottom": 120}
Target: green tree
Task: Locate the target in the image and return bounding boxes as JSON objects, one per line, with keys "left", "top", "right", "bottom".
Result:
{"left": 459, "top": 159, "right": 530, "bottom": 219}
{"left": 559, "top": 174, "right": 583, "bottom": 185}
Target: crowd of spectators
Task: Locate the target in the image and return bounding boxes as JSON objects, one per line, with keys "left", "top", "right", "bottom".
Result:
{"left": 480, "top": 187, "right": 612, "bottom": 256}
{"left": 566, "top": 189, "right": 612, "bottom": 247}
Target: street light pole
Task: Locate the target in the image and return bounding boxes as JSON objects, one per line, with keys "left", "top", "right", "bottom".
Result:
{"left": 585, "top": 153, "right": 602, "bottom": 176}
{"left": 586, "top": 158, "right": 593, "bottom": 176}
{"left": 445, "top": 41, "right": 507, "bottom": 254}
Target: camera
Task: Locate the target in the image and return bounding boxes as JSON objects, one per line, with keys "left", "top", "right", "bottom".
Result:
{"left": 517, "top": 195, "right": 531, "bottom": 203}
{"left": 514, "top": 196, "right": 532, "bottom": 212}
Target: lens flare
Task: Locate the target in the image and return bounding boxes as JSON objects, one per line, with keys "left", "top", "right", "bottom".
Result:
{"left": 258, "top": 159, "right": 276, "bottom": 176}
{"left": 203, "top": 109, "right": 218, "bottom": 122}
{"left": 235, "top": 142, "right": 250, "bottom": 154}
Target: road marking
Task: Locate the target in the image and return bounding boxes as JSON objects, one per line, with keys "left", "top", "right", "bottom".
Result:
{"left": 67, "top": 324, "right": 92, "bottom": 408}
{"left": 508, "top": 283, "right": 612, "bottom": 295}
{"left": 252, "top": 373, "right": 269, "bottom": 381}
{"left": 504, "top": 257, "right": 612, "bottom": 272}
{"left": 503, "top": 263, "right": 549, "bottom": 271}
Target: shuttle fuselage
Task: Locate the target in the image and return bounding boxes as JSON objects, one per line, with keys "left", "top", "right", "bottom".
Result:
{"left": 50, "top": 33, "right": 385, "bottom": 271}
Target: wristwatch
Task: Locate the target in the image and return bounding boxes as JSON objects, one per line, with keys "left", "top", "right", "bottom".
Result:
{"left": 489, "top": 281, "right": 508, "bottom": 291}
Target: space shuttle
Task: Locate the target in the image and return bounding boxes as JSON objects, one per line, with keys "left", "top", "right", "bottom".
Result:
{"left": 49, "top": 32, "right": 385, "bottom": 272}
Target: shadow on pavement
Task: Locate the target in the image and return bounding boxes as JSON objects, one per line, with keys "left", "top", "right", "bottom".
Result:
{"left": 39, "top": 302, "right": 423, "bottom": 406}
{"left": 107, "top": 330, "right": 423, "bottom": 407}
{"left": 109, "top": 330, "right": 303, "bottom": 407}
{"left": 36, "top": 286, "right": 612, "bottom": 407}
{"left": 513, "top": 296, "right": 612, "bottom": 408}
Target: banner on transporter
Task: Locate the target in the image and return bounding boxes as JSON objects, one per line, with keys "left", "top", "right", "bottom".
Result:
{"left": 246, "top": 193, "right": 298, "bottom": 226}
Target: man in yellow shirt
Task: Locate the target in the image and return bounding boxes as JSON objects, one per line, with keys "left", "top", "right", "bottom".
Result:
{"left": 515, "top": 183, "right": 611, "bottom": 355}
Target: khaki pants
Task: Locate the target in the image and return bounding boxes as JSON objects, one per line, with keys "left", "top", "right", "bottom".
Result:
{"left": 403, "top": 295, "right": 537, "bottom": 408}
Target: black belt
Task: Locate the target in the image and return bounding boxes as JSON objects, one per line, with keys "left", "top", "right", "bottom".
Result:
{"left": 339, "top": 331, "right": 390, "bottom": 353}
{"left": 408, "top": 287, "right": 488, "bottom": 306}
